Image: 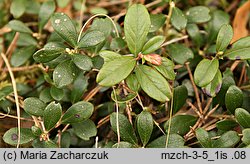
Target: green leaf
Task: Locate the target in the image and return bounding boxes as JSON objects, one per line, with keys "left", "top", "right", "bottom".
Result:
{"left": 213, "top": 131, "right": 240, "bottom": 148}
{"left": 38, "top": 0, "right": 56, "bottom": 32}
{"left": 194, "top": 59, "right": 219, "bottom": 87}
{"left": 142, "top": 36, "right": 165, "bottom": 54}
{"left": 137, "top": 111, "right": 153, "bottom": 147}
{"left": 126, "top": 73, "right": 140, "bottom": 92}
{"left": 112, "top": 142, "right": 136, "bottom": 148}
{"left": 195, "top": 128, "right": 212, "bottom": 148}
{"left": 23, "top": 97, "right": 46, "bottom": 116}
{"left": 53, "top": 60, "right": 79, "bottom": 88}
{"left": 149, "top": 14, "right": 166, "bottom": 32}
{"left": 43, "top": 102, "right": 62, "bottom": 131}
{"left": 110, "top": 112, "right": 138, "bottom": 145}
{"left": 71, "top": 53, "right": 93, "bottom": 71}
{"left": 3, "top": 128, "right": 36, "bottom": 146}
{"left": 11, "top": 46, "right": 36, "bottom": 67}
{"left": 33, "top": 46, "right": 65, "bottom": 63}
{"left": 90, "top": 7, "right": 108, "bottom": 15}
{"left": 0, "top": 86, "right": 13, "bottom": 100}
{"left": 56, "top": 0, "right": 70, "bottom": 8}
{"left": 152, "top": 57, "right": 175, "bottom": 80}
{"left": 232, "top": 36, "right": 250, "bottom": 48}
{"left": 39, "top": 88, "right": 53, "bottom": 103}
{"left": 96, "top": 54, "right": 136, "bottom": 87}
{"left": 61, "top": 131, "right": 71, "bottom": 148}
{"left": 61, "top": 101, "right": 94, "bottom": 124}
{"left": 224, "top": 47, "right": 250, "bottom": 60}
{"left": 167, "top": 43, "right": 194, "bottom": 64}
{"left": 165, "top": 115, "right": 197, "bottom": 135}
{"left": 225, "top": 86, "right": 243, "bottom": 114}
{"left": 50, "top": 86, "right": 64, "bottom": 101}
{"left": 110, "top": 37, "right": 126, "bottom": 51}
{"left": 51, "top": 13, "right": 78, "bottom": 47}
{"left": 70, "top": 74, "right": 88, "bottom": 103}
{"left": 72, "top": 119, "right": 97, "bottom": 140}
{"left": 186, "top": 6, "right": 211, "bottom": 23}
{"left": 31, "top": 126, "right": 42, "bottom": 136}
{"left": 186, "top": 24, "right": 202, "bottom": 48}
{"left": 242, "top": 129, "right": 250, "bottom": 145}
{"left": 10, "top": 0, "right": 26, "bottom": 18}
{"left": 124, "top": 4, "right": 151, "bottom": 55}
{"left": 216, "top": 120, "right": 238, "bottom": 131}
{"left": 235, "top": 108, "right": 250, "bottom": 128}
{"left": 111, "top": 88, "right": 137, "bottom": 103}
{"left": 173, "top": 85, "right": 188, "bottom": 114}
{"left": 8, "top": 20, "right": 33, "bottom": 34}
{"left": 78, "top": 30, "right": 105, "bottom": 48}
{"left": 216, "top": 24, "right": 233, "bottom": 52}
{"left": 135, "top": 65, "right": 172, "bottom": 102}
{"left": 202, "top": 70, "right": 222, "bottom": 97}
{"left": 90, "top": 18, "right": 112, "bottom": 38}
{"left": 171, "top": 7, "right": 187, "bottom": 31}
{"left": 147, "top": 134, "right": 185, "bottom": 148}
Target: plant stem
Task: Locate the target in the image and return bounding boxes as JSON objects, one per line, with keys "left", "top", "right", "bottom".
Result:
{"left": 164, "top": 1, "right": 175, "bottom": 37}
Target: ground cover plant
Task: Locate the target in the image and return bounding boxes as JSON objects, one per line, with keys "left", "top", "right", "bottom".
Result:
{"left": 1, "top": 0, "right": 250, "bottom": 148}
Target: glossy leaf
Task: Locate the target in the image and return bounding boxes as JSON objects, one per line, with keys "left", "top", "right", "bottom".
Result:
{"left": 147, "top": 134, "right": 185, "bottom": 148}
{"left": 8, "top": 20, "right": 33, "bottom": 34}
{"left": 50, "top": 86, "right": 64, "bottom": 101}
{"left": 137, "top": 111, "right": 154, "bottom": 147}
{"left": 51, "top": 13, "right": 78, "bottom": 47}
{"left": 110, "top": 112, "right": 138, "bottom": 145}
{"left": 126, "top": 73, "right": 140, "bottom": 92}
{"left": 171, "top": 7, "right": 187, "bottom": 31}
{"left": 202, "top": 70, "right": 222, "bottom": 97}
{"left": 10, "top": 0, "right": 26, "bottom": 18}
{"left": 78, "top": 30, "right": 105, "bottom": 48}
{"left": 242, "top": 129, "right": 250, "bottom": 145}
{"left": 96, "top": 54, "right": 136, "bottom": 87}
{"left": 216, "top": 24, "right": 233, "bottom": 52}
{"left": 194, "top": 59, "right": 219, "bottom": 87}
{"left": 11, "top": 46, "right": 36, "bottom": 67}
{"left": 124, "top": 4, "right": 151, "bottom": 55}
{"left": 216, "top": 120, "right": 238, "bottom": 131}
{"left": 213, "top": 131, "right": 240, "bottom": 148}
{"left": 33, "top": 46, "right": 65, "bottom": 63}
{"left": 72, "top": 119, "right": 97, "bottom": 140}
{"left": 232, "top": 36, "right": 250, "bottom": 48}
{"left": 135, "top": 65, "right": 172, "bottom": 102}
{"left": 72, "top": 53, "right": 93, "bottom": 71}
{"left": 152, "top": 57, "right": 175, "bottom": 80}
{"left": 3, "top": 128, "right": 36, "bottom": 146}
{"left": 195, "top": 128, "right": 212, "bottom": 148}
{"left": 167, "top": 43, "right": 194, "bottom": 64}
{"left": 186, "top": 6, "right": 211, "bottom": 23}
{"left": 61, "top": 101, "right": 94, "bottom": 124}
{"left": 149, "top": 14, "right": 166, "bottom": 32}
{"left": 38, "top": 0, "right": 55, "bottom": 32}
{"left": 173, "top": 85, "right": 188, "bottom": 114}
{"left": 53, "top": 60, "right": 79, "bottom": 88}
{"left": 225, "top": 85, "right": 243, "bottom": 114}
{"left": 43, "top": 102, "right": 62, "bottom": 131}
{"left": 142, "top": 36, "right": 165, "bottom": 54}
{"left": 224, "top": 47, "right": 250, "bottom": 60}
{"left": 165, "top": 115, "right": 197, "bottom": 135}
{"left": 235, "top": 108, "right": 250, "bottom": 128}
{"left": 23, "top": 97, "right": 46, "bottom": 116}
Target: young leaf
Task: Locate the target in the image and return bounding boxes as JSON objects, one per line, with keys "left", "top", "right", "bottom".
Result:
{"left": 51, "top": 13, "right": 78, "bottom": 47}
{"left": 124, "top": 4, "right": 151, "bottom": 55}
{"left": 171, "top": 7, "right": 187, "bottom": 31}
{"left": 147, "top": 134, "right": 185, "bottom": 148}
{"left": 142, "top": 35, "right": 165, "bottom": 54}
{"left": 225, "top": 85, "right": 243, "bottom": 114}
{"left": 186, "top": 6, "right": 211, "bottom": 23}
{"left": 195, "top": 128, "right": 212, "bottom": 148}
{"left": 137, "top": 111, "right": 154, "bottom": 147}
{"left": 152, "top": 57, "right": 175, "bottom": 80}
{"left": 10, "top": 0, "right": 26, "bottom": 18}
{"left": 216, "top": 24, "right": 233, "bottom": 52}
{"left": 202, "top": 70, "right": 222, "bottom": 97}
{"left": 3, "top": 128, "right": 36, "bottom": 146}
{"left": 242, "top": 129, "right": 250, "bottom": 145}
{"left": 173, "top": 85, "right": 188, "bottom": 114}
{"left": 235, "top": 108, "right": 250, "bottom": 128}
{"left": 8, "top": 20, "right": 33, "bottom": 34}
{"left": 61, "top": 101, "right": 94, "bottom": 124}
{"left": 165, "top": 115, "right": 197, "bottom": 135}
{"left": 11, "top": 46, "right": 36, "bottom": 67}
{"left": 167, "top": 43, "right": 194, "bottom": 64}
{"left": 44, "top": 102, "right": 62, "bottom": 131}
{"left": 216, "top": 120, "right": 239, "bottom": 131}
{"left": 213, "top": 131, "right": 240, "bottom": 148}
{"left": 110, "top": 112, "right": 138, "bottom": 145}
{"left": 72, "top": 119, "right": 97, "bottom": 140}
{"left": 50, "top": 86, "right": 64, "bottom": 101}
{"left": 135, "top": 65, "right": 172, "bottom": 102}
{"left": 38, "top": 0, "right": 56, "bottom": 32}
{"left": 224, "top": 47, "right": 250, "bottom": 60}
{"left": 33, "top": 46, "right": 65, "bottom": 63}
{"left": 194, "top": 59, "right": 219, "bottom": 87}
{"left": 77, "top": 30, "right": 105, "bottom": 48}
{"left": 53, "top": 60, "right": 79, "bottom": 88}
{"left": 96, "top": 55, "right": 136, "bottom": 87}
{"left": 126, "top": 73, "right": 140, "bottom": 92}
{"left": 23, "top": 97, "right": 46, "bottom": 116}
{"left": 71, "top": 53, "right": 93, "bottom": 71}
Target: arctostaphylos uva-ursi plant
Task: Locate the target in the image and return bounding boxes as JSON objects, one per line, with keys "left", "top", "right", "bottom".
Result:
{"left": 1, "top": 0, "right": 250, "bottom": 148}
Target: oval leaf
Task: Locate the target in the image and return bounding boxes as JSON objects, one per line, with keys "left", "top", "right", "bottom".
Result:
{"left": 24, "top": 97, "right": 46, "bottom": 116}
{"left": 72, "top": 119, "right": 97, "bottom": 140}
{"left": 147, "top": 134, "right": 185, "bottom": 148}
{"left": 216, "top": 120, "right": 239, "bottom": 131}
{"left": 50, "top": 86, "right": 64, "bottom": 101}
{"left": 186, "top": 6, "right": 211, "bottom": 23}
{"left": 242, "top": 129, "right": 250, "bottom": 145}
{"left": 216, "top": 24, "right": 233, "bottom": 52}
{"left": 126, "top": 73, "right": 140, "bottom": 92}
{"left": 186, "top": 23, "right": 202, "bottom": 48}
{"left": 142, "top": 35, "right": 165, "bottom": 54}
{"left": 152, "top": 57, "right": 175, "bottom": 80}
{"left": 78, "top": 30, "right": 105, "bottom": 48}
{"left": 202, "top": 69, "right": 222, "bottom": 97}
{"left": 124, "top": 4, "right": 151, "bottom": 55}
{"left": 173, "top": 85, "right": 188, "bottom": 114}
{"left": 33, "top": 46, "right": 65, "bottom": 63}
{"left": 11, "top": 46, "right": 36, "bottom": 67}
{"left": 135, "top": 65, "right": 172, "bottom": 102}
{"left": 235, "top": 108, "right": 250, "bottom": 128}
{"left": 61, "top": 101, "right": 94, "bottom": 124}
{"left": 112, "top": 142, "right": 136, "bottom": 148}
{"left": 8, "top": 20, "right": 33, "bottom": 34}
{"left": 71, "top": 53, "right": 93, "bottom": 71}
{"left": 44, "top": 102, "right": 62, "bottom": 131}
{"left": 38, "top": 0, "right": 55, "bottom": 32}
{"left": 225, "top": 85, "right": 243, "bottom": 114}
{"left": 171, "top": 7, "right": 187, "bottom": 31}
{"left": 213, "top": 131, "right": 240, "bottom": 148}
{"left": 224, "top": 47, "right": 250, "bottom": 60}
{"left": 195, "top": 128, "right": 212, "bottom": 148}
{"left": 10, "top": 0, "right": 26, "bottom": 18}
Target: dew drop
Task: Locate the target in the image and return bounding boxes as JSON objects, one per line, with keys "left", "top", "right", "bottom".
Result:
{"left": 61, "top": 13, "right": 64, "bottom": 15}
{"left": 64, "top": 19, "right": 67, "bottom": 22}
{"left": 60, "top": 28, "right": 63, "bottom": 31}
{"left": 55, "top": 19, "right": 61, "bottom": 24}
{"left": 58, "top": 75, "right": 61, "bottom": 78}
{"left": 72, "top": 73, "right": 75, "bottom": 76}
{"left": 55, "top": 71, "right": 58, "bottom": 74}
